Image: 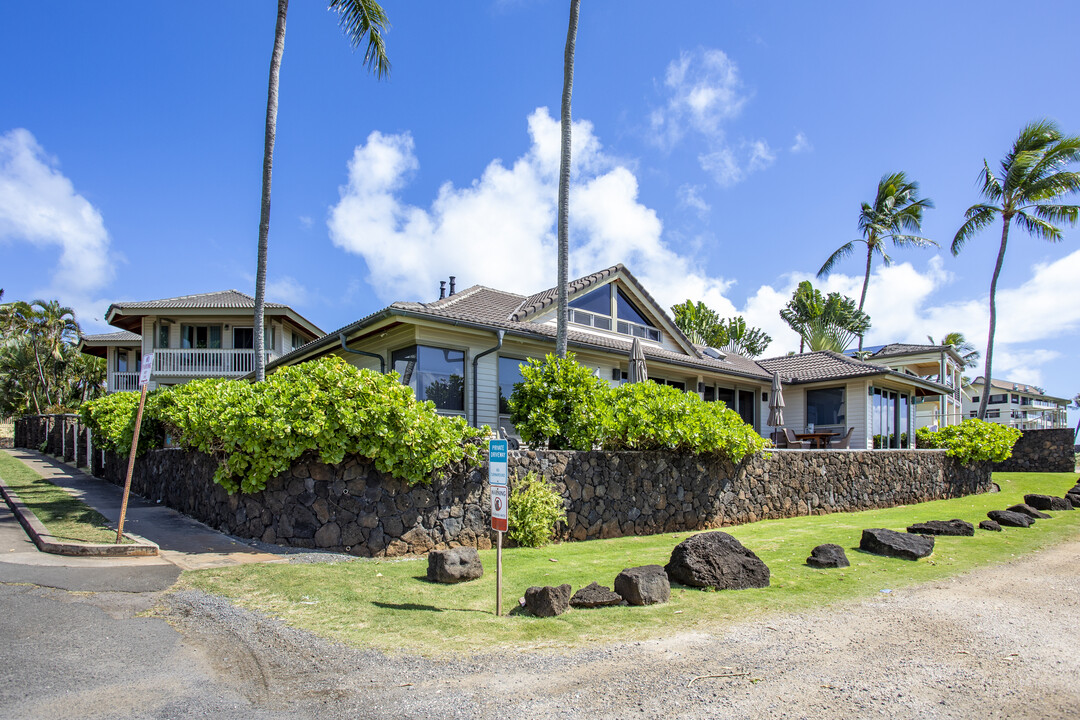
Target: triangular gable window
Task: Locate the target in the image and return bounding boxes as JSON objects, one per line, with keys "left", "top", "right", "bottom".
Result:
{"left": 565, "top": 282, "right": 660, "bottom": 342}
{"left": 616, "top": 289, "right": 654, "bottom": 328}
{"left": 568, "top": 286, "right": 611, "bottom": 315}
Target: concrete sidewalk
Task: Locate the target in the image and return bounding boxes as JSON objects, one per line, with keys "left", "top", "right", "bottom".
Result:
{"left": 2, "top": 448, "right": 283, "bottom": 572}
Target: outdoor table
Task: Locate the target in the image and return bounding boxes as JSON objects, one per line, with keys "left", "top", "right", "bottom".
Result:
{"left": 794, "top": 432, "right": 838, "bottom": 449}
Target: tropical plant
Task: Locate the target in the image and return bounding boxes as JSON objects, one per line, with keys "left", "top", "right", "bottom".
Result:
{"left": 253, "top": 0, "right": 391, "bottom": 381}
{"left": 952, "top": 120, "right": 1080, "bottom": 419}
{"left": 671, "top": 301, "right": 772, "bottom": 357}
{"left": 915, "top": 419, "right": 1021, "bottom": 465}
{"left": 555, "top": 0, "right": 581, "bottom": 359}
{"left": 927, "top": 332, "right": 980, "bottom": 371}
{"left": 507, "top": 472, "right": 566, "bottom": 548}
{"left": 818, "top": 172, "right": 935, "bottom": 351}
{"left": 779, "top": 281, "right": 870, "bottom": 353}
{"left": 508, "top": 353, "right": 609, "bottom": 451}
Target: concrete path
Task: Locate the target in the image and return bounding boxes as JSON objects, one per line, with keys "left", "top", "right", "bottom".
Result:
{"left": 1, "top": 448, "right": 283, "bottom": 574}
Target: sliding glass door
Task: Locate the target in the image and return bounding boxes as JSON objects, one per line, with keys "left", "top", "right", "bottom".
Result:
{"left": 871, "top": 387, "right": 911, "bottom": 448}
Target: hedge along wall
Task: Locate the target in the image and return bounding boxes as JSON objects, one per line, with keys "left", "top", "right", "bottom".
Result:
{"left": 991, "top": 428, "right": 1076, "bottom": 473}
{"left": 86, "top": 445, "right": 992, "bottom": 557}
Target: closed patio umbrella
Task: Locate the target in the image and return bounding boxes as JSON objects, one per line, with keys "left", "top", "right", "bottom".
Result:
{"left": 767, "top": 371, "right": 785, "bottom": 427}
{"left": 628, "top": 337, "right": 648, "bottom": 383}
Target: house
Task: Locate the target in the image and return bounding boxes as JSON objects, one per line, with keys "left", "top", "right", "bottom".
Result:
{"left": 266, "top": 264, "right": 951, "bottom": 450}
{"left": 964, "top": 377, "right": 1069, "bottom": 430}
{"left": 79, "top": 290, "right": 323, "bottom": 393}
{"left": 851, "top": 343, "right": 968, "bottom": 430}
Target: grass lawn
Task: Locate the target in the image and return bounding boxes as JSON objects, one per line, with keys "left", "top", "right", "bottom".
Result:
{"left": 0, "top": 451, "right": 125, "bottom": 545}
{"left": 179, "top": 472, "right": 1080, "bottom": 655}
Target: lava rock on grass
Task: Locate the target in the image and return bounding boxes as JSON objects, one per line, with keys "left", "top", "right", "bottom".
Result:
{"left": 664, "top": 532, "right": 770, "bottom": 590}
{"left": 906, "top": 519, "right": 974, "bottom": 537}
{"left": 979, "top": 520, "right": 1002, "bottom": 532}
{"left": 524, "top": 584, "right": 572, "bottom": 617}
{"left": 614, "top": 565, "right": 670, "bottom": 606}
{"left": 987, "top": 510, "right": 1034, "bottom": 528}
{"left": 806, "top": 544, "right": 849, "bottom": 568}
{"left": 860, "top": 528, "right": 934, "bottom": 560}
{"left": 569, "top": 582, "right": 625, "bottom": 609}
{"left": 1007, "top": 503, "right": 1051, "bottom": 520}
{"left": 1024, "top": 494, "right": 1073, "bottom": 512}
{"left": 1067, "top": 494, "right": 1080, "bottom": 509}
{"left": 426, "top": 547, "right": 483, "bottom": 584}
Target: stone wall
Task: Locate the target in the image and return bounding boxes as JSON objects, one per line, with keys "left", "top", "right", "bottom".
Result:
{"left": 993, "top": 428, "right": 1076, "bottom": 473}
{"left": 88, "top": 444, "right": 991, "bottom": 558}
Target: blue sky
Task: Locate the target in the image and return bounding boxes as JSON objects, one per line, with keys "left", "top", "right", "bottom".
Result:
{"left": 1, "top": 1, "right": 1077, "bottom": 415}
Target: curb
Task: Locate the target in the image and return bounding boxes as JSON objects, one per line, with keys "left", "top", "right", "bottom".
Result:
{"left": 0, "top": 475, "right": 159, "bottom": 557}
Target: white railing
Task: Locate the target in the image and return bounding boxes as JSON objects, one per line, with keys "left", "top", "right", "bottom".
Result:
{"left": 111, "top": 372, "right": 140, "bottom": 392}
{"left": 152, "top": 349, "right": 276, "bottom": 377}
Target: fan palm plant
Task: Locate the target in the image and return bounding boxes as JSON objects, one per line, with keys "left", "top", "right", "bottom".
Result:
{"left": 952, "top": 120, "right": 1080, "bottom": 419}
{"left": 818, "top": 172, "right": 935, "bottom": 350}
{"left": 555, "top": 0, "right": 581, "bottom": 359}
{"left": 780, "top": 281, "right": 870, "bottom": 353}
{"left": 253, "top": 0, "right": 391, "bottom": 381}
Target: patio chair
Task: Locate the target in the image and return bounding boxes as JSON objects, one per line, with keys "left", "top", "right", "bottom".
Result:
{"left": 783, "top": 428, "right": 811, "bottom": 450}
{"left": 828, "top": 427, "right": 855, "bottom": 449}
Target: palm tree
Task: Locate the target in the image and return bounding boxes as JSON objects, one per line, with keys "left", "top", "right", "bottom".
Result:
{"left": 555, "top": 0, "right": 581, "bottom": 359}
{"left": 927, "top": 331, "right": 980, "bottom": 371}
{"left": 780, "top": 281, "right": 870, "bottom": 353}
{"left": 253, "top": 0, "right": 391, "bottom": 381}
{"left": 818, "top": 172, "right": 935, "bottom": 350}
{"left": 671, "top": 301, "right": 772, "bottom": 357}
{"left": 671, "top": 300, "right": 721, "bottom": 345}
{"left": 953, "top": 120, "right": 1080, "bottom": 419}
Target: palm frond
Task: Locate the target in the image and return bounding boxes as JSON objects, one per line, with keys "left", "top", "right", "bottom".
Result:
{"left": 1014, "top": 210, "right": 1063, "bottom": 241}
{"left": 951, "top": 205, "right": 998, "bottom": 255}
{"left": 890, "top": 233, "right": 938, "bottom": 249}
{"left": 329, "top": 0, "right": 392, "bottom": 79}
{"left": 1024, "top": 170, "right": 1080, "bottom": 202}
{"left": 1031, "top": 203, "right": 1080, "bottom": 225}
{"left": 979, "top": 160, "right": 1003, "bottom": 202}
{"left": 817, "top": 241, "right": 858, "bottom": 278}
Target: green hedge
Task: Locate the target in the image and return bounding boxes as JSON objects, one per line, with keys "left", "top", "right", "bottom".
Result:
{"left": 915, "top": 418, "right": 1021, "bottom": 465}
{"left": 80, "top": 357, "right": 487, "bottom": 493}
{"left": 508, "top": 353, "right": 768, "bottom": 462}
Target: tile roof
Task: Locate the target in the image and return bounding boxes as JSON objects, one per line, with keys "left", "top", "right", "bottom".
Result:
{"left": 511, "top": 265, "right": 622, "bottom": 321}
{"left": 869, "top": 343, "right": 946, "bottom": 357}
{"left": 108, "top": 290, "right": 286, "bottom": 311}
{"left": 972, "top": 377, "right": 1064, "bottom": 399}
{"left": 758, "top": 351, "right": 890, "bottom": 383}
{"left": 80, "top": 331, "right": 141, "bottom": 344}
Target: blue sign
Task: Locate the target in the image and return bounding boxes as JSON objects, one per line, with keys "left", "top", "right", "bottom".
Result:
{"left": 488, "top": 439, "right": 508, "bottom": 486}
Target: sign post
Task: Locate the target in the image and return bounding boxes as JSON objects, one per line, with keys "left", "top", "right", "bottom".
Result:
{"left": 116, "top": 353, "right": 154, "bottom": 544}
{"left": 488, "top": 438, "right": 508, "bottom": 616}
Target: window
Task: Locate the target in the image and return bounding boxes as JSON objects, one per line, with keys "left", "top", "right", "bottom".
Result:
{"left": 737, "top": 389, "right": 756, "bottom": 427}
{"left": 715, "top": 387, "right": 736, "bottom": 407}
{"left": 233, "top": 327, "right": 254, "bottom": 349}
{"left": 498, "top": 356, "right": 530, "bottom": 415}
{"left": 567, "top": 284, "right": 661, "bottom": 342}
{"left": 392, "top": 345, "right": 465, "bottom": 412}
{"left": 157, "top": 323, "right": 170, "bottom": 349}
{"left": 971, "top": 395, "right": 980, "bottom": 403}
{"left": 117, "top": 349, "right": 129, "bottom": 373}
{"left": 988, "top": 393, "right": 1008, "bottom": 404}
{"left": 291, "top": 331, "right": 304, "bottom": 350}
{"left": 181, "top": 325, "right": 222, "bottom": 349}
{"left": 806, "top": 387, "right": 845, "bottom": 428}
{"left": 649, "top": 377, "right": 686, "bottom": 392}
{"left": 1011, "top": 394, "right": 1020, "bottom": 404}
{"left": 871, "top": 387, "right": 911, "bottom": 448}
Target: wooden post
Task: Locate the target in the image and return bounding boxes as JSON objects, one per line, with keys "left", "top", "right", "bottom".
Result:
{"left": 496, "top": 530, "right": 503, "bottom": 617}
{"left": 115, "top": 383, "right": 148, "bottom": 543}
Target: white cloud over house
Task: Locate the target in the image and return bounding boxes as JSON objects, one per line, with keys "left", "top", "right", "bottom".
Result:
{"left": 0, "top": 128, "right": 114, "bottom": 325}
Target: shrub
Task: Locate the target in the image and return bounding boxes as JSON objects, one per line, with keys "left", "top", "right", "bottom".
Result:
{"left": 81, "top": 357, "right": 487, "bottom": 493}
{"left": 508, "top": 353, "right": 610, "bottom": 450}
{"left": 602, "top": 381, "right": 768, "bottom": 462}
{"left": 79, "top": 390, "right": 162, "bottom": 455}
{"left": 915, "top": 419, "right": 1021, "bottom": 465}
{"left": 507, "top": 472, "right": 566, "bottom": 547}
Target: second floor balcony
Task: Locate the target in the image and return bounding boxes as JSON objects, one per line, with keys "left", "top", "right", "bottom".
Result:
{"left": 153, "top": 348, "right": 277, "bottom": 377}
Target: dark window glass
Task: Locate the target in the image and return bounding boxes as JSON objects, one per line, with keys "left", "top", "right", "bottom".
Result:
{"left": 715, "top": 387, "right": 735, "bottom": 407}
{"left": 233, "top": 327, "right": 254, "bottom": 349}
{"left": 616, "top": 289, "right": 654, "bottom": 327}
{"left": 971, "top": 395, "right": 980, "bottom": 403}
{"left": 157, "top": 325, "right": 169, "bottom": 349}
{"left": 392, "top": 345, "right": 465, "bottom": 412}
{"left": 181, "top": 325, "right": 221, "bottom": 349}
{"left": 569, "top": 285, "right": 611, "bottom": 315}
{"left": 117, "top": 350, "right": 129, "bottom": 373}
{"left": 669, "top": 381, "right": 686, "bottom": 392}
{"left": 498, "top": 356, "right": 529, "bottom": 415}
{"left": 738, "top": 389, "right": 755, "bottom": 426}
{"left": 806, "top": 387, "right": 845, "bottom": 427}
{"left": 703, "top": 386, "right": 716, "bottom": 402}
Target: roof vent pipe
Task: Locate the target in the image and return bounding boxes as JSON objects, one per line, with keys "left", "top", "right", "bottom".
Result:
{"left": 449, "top": 276, "right": 456, "bottom": 296}
{"left": 439, "top": 281, "right": 446, "bottom": 299}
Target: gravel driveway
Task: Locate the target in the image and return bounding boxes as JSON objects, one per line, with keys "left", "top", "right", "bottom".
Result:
{"left": 6, "top": 535, "right": 1079, "bottom": 719}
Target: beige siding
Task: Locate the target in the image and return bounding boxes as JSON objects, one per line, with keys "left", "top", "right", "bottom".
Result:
{"left": 847, "top": 378, "right": 870, "bottom": 449}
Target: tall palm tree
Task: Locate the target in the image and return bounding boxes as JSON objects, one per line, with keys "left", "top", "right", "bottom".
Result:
{"left": 253, "top": 0, "right": 391, "bottom": 381}
{"left": 952, "top": 120, "right": 1080, "bottom": 420}
{"left": 818, "top": 172, "right": 935, "bottom": 350}
{"left": 555, "top": 0, "right": 581, "bottom": 359}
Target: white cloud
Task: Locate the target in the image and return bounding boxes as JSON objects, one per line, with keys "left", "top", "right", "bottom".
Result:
{"left": 747, "top": 139, "right": 776, "bottom": 172}
{"left": 299, "top": 215, "right": 313, "bottom": 229}
{"left": 328, "top": 107, "right": 736, "bottom": 312}
{"left": 790, "top": 132, "right": 812, "bottom": 153}
{"left": 699, "top": 147, "right": 742, "bottom": 187}
{"left": 264, "top": 276, "right": 309, "bottom": 307}
{"left": 677, "top": 184, "right": 711, "bottom": 217}
{"left": 0, "top": 128, "right": 113, "bottom": 320}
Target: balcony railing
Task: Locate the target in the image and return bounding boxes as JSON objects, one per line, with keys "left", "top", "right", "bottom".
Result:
{"left": 153, "top": 348, "right": 276, "bottom": 377}
{"left": 111, "top": 372, "right": 140, "bottom": 392}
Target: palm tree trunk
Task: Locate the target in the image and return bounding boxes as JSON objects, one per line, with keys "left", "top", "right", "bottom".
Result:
{"left": 856, "top": 245, "right": 873, "bottom": 352}
{"left": 555, "top": 0, "right": 580, "bottom": 359}
{"left": 254, "top": 0, "right": 288, "bottom": 382}
{"left": 977, "top": 218, "right": 1011, "bottom": 420}
{"left": 30, "top": 342, "right": 53, "bottom": 408}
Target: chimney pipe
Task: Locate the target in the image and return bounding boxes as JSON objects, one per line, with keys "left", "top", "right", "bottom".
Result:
{"left": 449, "top": 276, "right": 456, "bottom": 296}
{"left": 439, "top": 281, "right": 446, "bottom": 299}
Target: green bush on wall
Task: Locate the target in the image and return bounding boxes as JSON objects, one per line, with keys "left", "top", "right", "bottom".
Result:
{"left": 80, "top": 357, "right": 488, "bottom": 493}
{"left": 508, "top": 353, "right": 609, "bottom": 451}
{"left": 915, "top": 418, "right": 1021, "bottom": 465}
